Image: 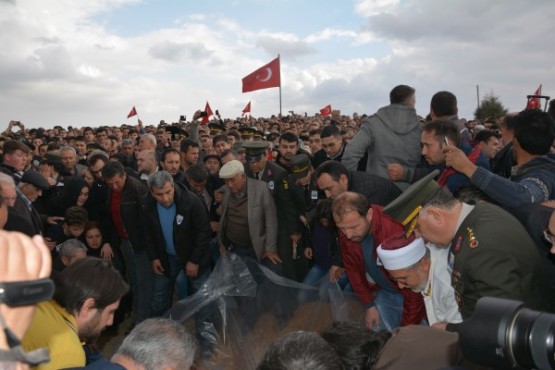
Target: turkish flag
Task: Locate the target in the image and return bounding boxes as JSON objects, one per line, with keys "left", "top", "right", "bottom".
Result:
{"left": 242, "top": 101, "right": 251, "bottom": 116}
{"left": 242, "top": 57, "right": 280, "bottom": 93}
{"left": 526, "top": 85, "right": 542, "bottom": 109}
{"left": 127, "top": 106, "right": 137, "bottom": 118}
{"left": 201, "top": 102, "right": 214, "bottom": 124}
{"left": 320, "top": 104, "right": 332, "bottom": 116}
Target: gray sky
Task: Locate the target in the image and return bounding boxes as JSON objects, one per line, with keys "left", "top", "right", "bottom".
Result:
{"left": 1, "top": 0, "right": 554, "bottom": 128}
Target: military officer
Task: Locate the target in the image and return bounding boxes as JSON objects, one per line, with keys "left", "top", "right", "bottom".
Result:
{"left": 242, "top": 141, "right": 307, "bottom": 281}
{"left": 382, "top": 170, "right": 555, "bottom": 332}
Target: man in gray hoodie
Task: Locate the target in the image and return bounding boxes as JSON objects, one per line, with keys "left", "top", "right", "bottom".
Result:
{"left": 342, "top": 85, "right": 421, "bottom": 191}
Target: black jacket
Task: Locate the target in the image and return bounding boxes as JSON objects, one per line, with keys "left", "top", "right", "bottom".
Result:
{"left": 348, "top": 171, "right": 402, "bottom": 206}
{"left": 106, "top": 175, "right": 148, "bottom": 252}
{"left": 142, "top": 183, "right": 212, "bottom": 275}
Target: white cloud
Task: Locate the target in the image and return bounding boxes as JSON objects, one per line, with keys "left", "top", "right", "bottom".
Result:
{"left": 1, "top": 0, "right": 555, "bottom": 126}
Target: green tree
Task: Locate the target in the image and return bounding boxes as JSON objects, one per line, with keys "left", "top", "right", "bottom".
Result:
{"left": 474, "top": 93, "right": 509, "bottom": 120}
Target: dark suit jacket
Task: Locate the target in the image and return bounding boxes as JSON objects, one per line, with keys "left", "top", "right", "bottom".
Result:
{"left": 348, "top": 171, "right": 402, "bottom": 206}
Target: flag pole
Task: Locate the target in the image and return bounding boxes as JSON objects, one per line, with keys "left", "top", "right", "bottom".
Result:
{"left": 278, "top": 54, "right": 282, "bottom": 116}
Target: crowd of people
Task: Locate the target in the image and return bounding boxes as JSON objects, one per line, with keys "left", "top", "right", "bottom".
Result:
{"left": 0, "top": 85, "right": 554, "bottom": 370}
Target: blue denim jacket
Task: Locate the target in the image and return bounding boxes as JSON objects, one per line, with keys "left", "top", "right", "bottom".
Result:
{"left": 471, "top": 156, "right": 555, "bottom": 209}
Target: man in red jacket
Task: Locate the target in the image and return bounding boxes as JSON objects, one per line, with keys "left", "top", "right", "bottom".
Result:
{"left": 332, "top": 192, "right": 424, "bottom": 330}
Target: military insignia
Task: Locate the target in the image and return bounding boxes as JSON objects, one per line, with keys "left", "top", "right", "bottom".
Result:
{"left": 268, "top": 181, "right": 275, "bottom": 190}
{"left": 451, "top": 269, "right": 463, "bottom": 308}
{"left": 267, "top": 169, "right": 273, "bottom": 177}
{"left": 467, "top": 227, "right": 479, "bottom": 248}
{"left": 283, "top": 178, "right": 289, "bottom": 190}
{"left": 176, "top": 214, "right": 184, "bottom": 225}
{"left": 454, "top": 235, "right": 462, "bottom": 253}
{"left": 447, "top": 251, "right": 455, "bottom": 273}
{"left": 311, "top": 190, "right": 318, "bottom": 200}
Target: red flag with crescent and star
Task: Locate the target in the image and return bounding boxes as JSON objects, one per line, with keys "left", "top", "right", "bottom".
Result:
{"left": 201, "top": 102, "right": 214, "bottom": 124}
{"left": 242, "top": 57, "right": 280, "bottom": 93}
{"left": 127, "top": 106, "right": 137, "bottom": 119}
{"left": 242, "top": 101, "right": 251, "bottom": 116}
{"left": 526, "top": 85, "right": 542, "bottom": 109}
{"left": 320, "top": 104, "right": 332, "bottom": 117}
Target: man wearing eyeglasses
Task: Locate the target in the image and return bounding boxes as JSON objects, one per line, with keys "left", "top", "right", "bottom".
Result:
{"left": 383, "top": 171, "right": 555, "bottom": 332}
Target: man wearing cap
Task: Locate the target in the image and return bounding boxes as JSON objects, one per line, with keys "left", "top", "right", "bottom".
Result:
{"left": 14, "top": 170, "right": 56, "bottom": 236}
{"left": 242, "top": 141, "right": 305, "bottom": 281}
{"left": 377, "top": 232, "right": 462, "bottom": 326}
{"left": 332, "top": 192, "right": 425, "bottom": 331}
{"left": 218, "top": 159, "right": 280, "bottom": 268}
{"left": 383, "top": 170, "right": 554, "bottom": 330}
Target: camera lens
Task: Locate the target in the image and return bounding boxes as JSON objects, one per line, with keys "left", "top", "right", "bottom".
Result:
{"left": 458, "top": 297, "right": 555, "bottom": 370}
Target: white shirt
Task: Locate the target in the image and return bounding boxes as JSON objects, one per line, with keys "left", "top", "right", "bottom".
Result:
{"left": 423, "top": 243, "right": 463, "bottom": 325}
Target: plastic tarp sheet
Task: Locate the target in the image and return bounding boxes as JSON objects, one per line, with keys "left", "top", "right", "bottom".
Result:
{"left": 165, "top": 252, "right": 364, "bottom": 370}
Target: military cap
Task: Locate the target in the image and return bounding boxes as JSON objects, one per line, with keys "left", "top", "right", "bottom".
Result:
{"left": 383, "top": 169, "right": 440, "bottom": 236}
{"left": 86, "top": 143, "right": 103, "bottom": 154}
{"left": 209, "top": 122, "right": 225, "bottom": 135}
{"left": 239, "top": 126, "right": 256, "bottom": 138}
{"left": 45, "top": 152, "right": 63, "bottom": 165}
{"left": 290, "top": 154, "right": 312, "bottom": 179}
{"left": 242, "top": 141, "right": 269, "bottom": 162}
{"left": 21, "top": 170, "right": 49, "bottom": 190}
{"left": 219, "top": 160, "right": 244, "bottom": 179}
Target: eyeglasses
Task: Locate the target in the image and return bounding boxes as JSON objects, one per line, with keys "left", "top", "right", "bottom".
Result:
{"left": 544, "top": 229, "right": 555, "bottom": 244}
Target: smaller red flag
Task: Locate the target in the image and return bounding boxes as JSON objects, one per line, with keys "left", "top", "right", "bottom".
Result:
{"left": 526, "top": 85, "right": 542, "bottom": 109}
{"left": 320, "top": 104, "right": 332, "bottom": 117}
{"left": 242, "top": 101, "right": 251, "bottom": 116}
{"left": 127, "top": 106, "right": 137, "bottom": 119}
{"left": 201, "top": 102, "right": 214, "bottom": 124}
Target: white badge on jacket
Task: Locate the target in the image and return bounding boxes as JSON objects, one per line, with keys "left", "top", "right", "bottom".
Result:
{"left": 176, "top": 214, "right": 184, "bottom": 225}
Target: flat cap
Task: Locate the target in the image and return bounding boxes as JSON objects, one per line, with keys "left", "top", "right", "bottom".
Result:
{"left": 20, "top": 170, "right": 49, "bottom": 190}
{"left": 219, "top": 160, "right": 245, "bottom": 179}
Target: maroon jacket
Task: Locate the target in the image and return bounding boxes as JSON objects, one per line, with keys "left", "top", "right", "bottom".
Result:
{"left": 338, "top": 205, "right": 425, "bottom": 326}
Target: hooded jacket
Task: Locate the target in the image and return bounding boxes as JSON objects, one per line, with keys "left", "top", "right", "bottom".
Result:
{"left": 342, "top": 104, "right": 421, "bottom": 190}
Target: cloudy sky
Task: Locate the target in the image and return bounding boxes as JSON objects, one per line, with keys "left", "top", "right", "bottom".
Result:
{"left": 1, "top": 0, "right": 554, "bottom": 128}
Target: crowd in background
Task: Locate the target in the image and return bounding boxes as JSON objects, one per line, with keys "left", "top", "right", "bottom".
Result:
{"left": 1, "top": 87, "right": 555, "bottom": 370}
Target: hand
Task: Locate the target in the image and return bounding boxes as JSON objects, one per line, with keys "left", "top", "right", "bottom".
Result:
{"left": 46, "top": 176, "right": 57, "bottom": 186}
{"left": 262, "top": 250, "right": 282, "bottom": 264}
{"left": 304, "top": 247, "right": 313, "bottom": 259}
{"left": 100, "top": 243, "right": 114, "bottom": 261}
{"left": 46, "top": 216, "right": 64, "bottom": 225}
{"left": 431, "top": 321, "right": 448, "bottom": 331}
{"left": 219, "top": 244, "right": 227, "bottom": 255}
{"left": 365, "top": 306, "right": 380, "bottom": 330}
{"left": 44, "top": 237, "right": 57, "bottom": 250}
{"left": 210, "top": 221, "right": 220, "bottom": 233}
{"left": 214, "top": 189, "right": 224, "bottom": 203}
{"left": 151, "top": 259, "right": 165, "bottom": 275}
{"left": 290, "top": 233, "right": 302, "bottom": 243}
{"left": 193, "top": 110, "right": 202, "bottom": 121}
{"left": 329, "top": 265, "right": 343, "bottom": 283}
{"left": 0, "top": 232, "right": 51, "bottom": 346}
{"left": 443, "top": 144, "right": 477, "bottom": 177}
{"left": 387, "top": 163, "right": 405, "bottom": 181}
{"left": 185, "top": 261, "right": 199, "bottom": 279}
{"left": 299, "top": 215, "right": 308, "bottom": 227}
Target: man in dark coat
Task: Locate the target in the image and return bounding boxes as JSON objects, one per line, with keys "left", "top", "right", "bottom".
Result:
{"left": 242, "top": 141, "right": 307, "bottom": 281}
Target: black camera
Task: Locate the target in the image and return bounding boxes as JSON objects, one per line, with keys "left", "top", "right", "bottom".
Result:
{"left": 458, "top": 297, "right": 555, "bottom": 370}
{"left": 179, "top": 115, "right": 186, "bottom": 121}
{"left": 199, "top": 111, "right": 208, "bottom": 118}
